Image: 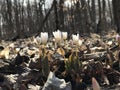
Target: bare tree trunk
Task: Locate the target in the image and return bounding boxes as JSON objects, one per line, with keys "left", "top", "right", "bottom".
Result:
{"left": 91, "top": 0, "right": 97, "bottom": 32}
{"left": 0, "top": 4, "right": 2, "bottom": 39}
{"left": 101, "top": 0, "right": 107, "bottom": 31}
{"left": 74, "top": 1, "right": 81, "bottom": 33}
{"left": 98, "top": 0, "right": 102, "bottom": 21}
{"left": 6, "top": 0, "right": 14, "bottom": 39}
{"left": 112, "top": 0, "right": 120, "bottom": 33}
{"left": 81, "top": 0, "right": 90, "bottom": 33}
{"left": 102, "top": 0, "right": 106, "bottom": 19}
{"left": 27, "top": 0, "right": 32, "bottom": 36}
{"left": 91, "top": 0, "right": 96, "bottom": 25}
{"left": 54, "top": 0, "right": 59, "bottom": 30}
{"left": 97, "top": 0, "right": 102, "bottom": 33}
{"left": 108, "top": 0, "right": 113, "bottom": 24}
{"left": 21, "top": 0, "right": 26, "bottom": 37}
{"left": 13, "top": 0, "right": 20, "bottom": 37}
{"left": 40, "top": 0, "right": 54, "bottom": 33}
{"left": 59, "top": 0, "right": 64, "bottom": 31}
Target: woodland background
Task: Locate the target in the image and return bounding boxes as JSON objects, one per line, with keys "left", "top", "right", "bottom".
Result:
{"left": 0, "top": 0, "right": 120, "bottom": 40}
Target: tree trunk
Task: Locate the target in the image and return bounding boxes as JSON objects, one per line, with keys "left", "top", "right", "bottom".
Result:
{"left": 59, "top": 0, "right": 64, "bottom": 31}
{"left": 81, "top": 0, "right": 90, "bottom": 33}
{"left": 6, "top": 0, "right": 14, "bottom": 39}
{"left": 101, "top": 0, "right": 107, "bottom": 31}
{"left": 108, "top": 0, "right": 113, "bottom": 24}
{"left": 54, "top": 0, "right": 59, "bottom": 30}
{"left": 98, "top": 0, "right": 102, "bottom": 21}
{"left": 112, "top": 0, "right": 120, "bottom": 33}
{"left": 91, "top": 0, "right": 97, "bottom": 32}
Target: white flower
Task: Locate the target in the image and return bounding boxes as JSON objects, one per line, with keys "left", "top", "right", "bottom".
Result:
{"left": 78, "top": 39, "right": 82, "bottom": 46}
{"left": 53, "top": 30, "right": 62, "bottom": 42}
{"left": 33, "top": 36, "right": 41, "bottom": 45}
{"left": 62, "top": 32, "right": 67, "bottom": 40}
{"left": 72, "top": 34, "right": 79, "bottom": 45}
{"left": 92, "top": 77, "right": 100, "bottom": 90}
{"left": 41, "top": 32, "right": 48, "bottom": 44}
{"left": 36, "top": 36, "right": 41, "bottom": 44}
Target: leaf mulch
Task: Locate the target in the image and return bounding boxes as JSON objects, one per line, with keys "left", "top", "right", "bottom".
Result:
{"left": 0, "top": 31, "right": 119, "bottom": 90}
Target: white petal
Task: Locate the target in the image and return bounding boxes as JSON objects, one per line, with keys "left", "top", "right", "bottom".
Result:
{"left": 78, "top": 40, "right": 82, "bottom": 46}
{"left": 62, "top": 32, "right": 67, "bottom": 40}
{"left": 72, "top": 34, "right": 79, "bottom": 45}
{"left": 41, "top": 32, "right": 48, "bottom": 44}
{"left": 53, "top": 30, "right": 62, "bottom": 42}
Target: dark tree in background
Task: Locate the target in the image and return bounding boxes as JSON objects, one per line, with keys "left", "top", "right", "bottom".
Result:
{"left": 54, "top": 0, "right": 59, "bottom": 30}
{"left": 59, "top": 0, "right": 64, "bottom": 31}
{"left": 112, "top": 0, "right": 120, "bottom": 33}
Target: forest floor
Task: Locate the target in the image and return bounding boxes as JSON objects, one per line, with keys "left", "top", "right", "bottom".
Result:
{"left": 0, "top": 31, "right": 120, "bottom": 90}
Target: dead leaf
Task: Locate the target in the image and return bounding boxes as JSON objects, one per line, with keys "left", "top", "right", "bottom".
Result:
{"left": 79, "top": 45, "right": 87, "bottom": 51}
{"left": 107, "top": 41, "right": 113, "bottom": 46}
{"left": 90, "top": 33, "right": 100, "bottom": 39}
{"left": 0, "top": 47, "right": 10, "bottom": 59}
{"left": 57, "top": 47, "right": 65, "bottom": 56}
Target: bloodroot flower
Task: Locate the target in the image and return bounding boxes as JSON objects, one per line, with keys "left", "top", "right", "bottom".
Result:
{"left": 53, "top": 30, "right": 62, "bottom": 42}
{"left": 41, "top": 32, "right": 48, "bottom": 44}
{"left": 72, "top": 34, "right": 79, "bottom": 44}
{"left": 72, "top": 34, "right": 82, "bottom": 46}
{"left": 62, "top": 32, "right": 68, "bottom": 40}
